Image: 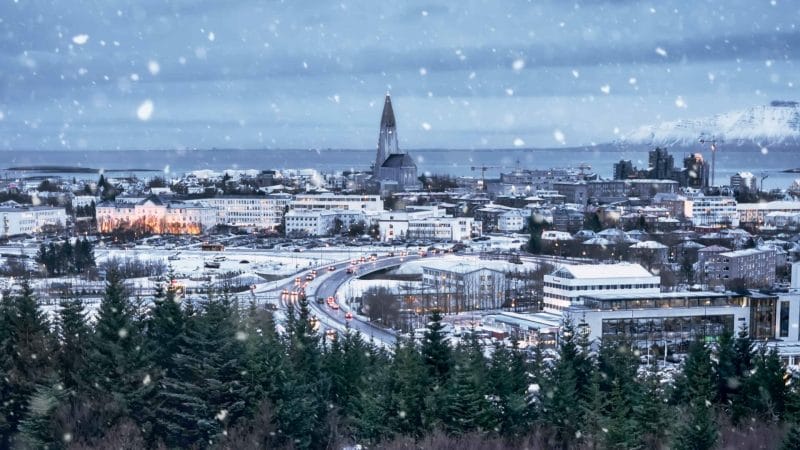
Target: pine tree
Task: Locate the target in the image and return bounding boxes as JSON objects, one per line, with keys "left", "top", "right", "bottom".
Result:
{"left": 541, "top": 317, "right": 587, "bottom": 449}
{"left": 146, "top": 277, "right": 185, "bottom": 377}
{"left": 351, "top": 346, "right": 394, "bottom": 444}
{"left": 0, "top": 279, "right": 55, "bottom": 448}
{"left": 487, "top": 342, "right": 530, "bottom": 438}
{"left": 749, "top": 345, "right": 789, "bottom": 421}
{"left": 386, "top": 338, "right": 429, "bottom": 437}
{"left": 152, "top": 306, "right": 217, "bottom": 448}
{"left": 55, "top": 294, "right": 90, "bottom": 391}
{"left": 673, "top": 339, "right": 718, "bottom": 450}
{"left": 16, "top": 379, "right": 69, "bottom": 449}
{"left": 441, "top": 334, "right": 492, "bottom": 435}
{"left": 242, "top": 304, "right": 285, "bottom": 409}
{"left": 603, "top": 381, "right": 642, "bottom": 450}
{"left": 275, "top": 295, "right": 330, "bottom": 449}
{"left": 421, "top": 309, "right": 452, "bottom": 382}
{"left": 85, "top": 269, "right": 150, "bottom": 423}
{"left": 638, "top": 357, "right": 670, "bottom": 447}
{"left": 782, "top": 423, "right": 800, "bottom": 450}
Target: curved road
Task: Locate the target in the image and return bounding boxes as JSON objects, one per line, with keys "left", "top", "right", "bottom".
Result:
{"left": 308, "top": 255, "right": 420, "bottom": 347}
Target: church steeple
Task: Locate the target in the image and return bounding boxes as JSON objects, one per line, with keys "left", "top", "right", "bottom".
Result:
{"left": 374, "top": 93, "right": 400, "bottom": 176}
{"left": 380, "top": 92, "right": 396, "bottom": 128}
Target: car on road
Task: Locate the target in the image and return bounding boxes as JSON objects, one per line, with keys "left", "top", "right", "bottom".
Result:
{"left": 345, "top": 312, "right": 353, "bottom": 320}
{"left": 345, "top": 266, "right": 355, "bottom": 274}
{"left": 326, "top": 296, "right": 335, "bottom": 304}
{"left": 330, "top": 302, "right": 339, "bottom": 310}
{"left": 305, "top": 273, "right": 314, "bottom": 281}
{"left": 328, "top": 265, "right": 336, "bottom": 271}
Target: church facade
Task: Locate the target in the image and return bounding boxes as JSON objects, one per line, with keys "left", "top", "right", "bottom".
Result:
{"left": 371, "top": 94, "right": 421, "bottom": 194}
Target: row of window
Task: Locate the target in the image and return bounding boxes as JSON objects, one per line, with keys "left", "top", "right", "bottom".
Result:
{"left": 544, "top": 282, "right": 659, "bottom": 291}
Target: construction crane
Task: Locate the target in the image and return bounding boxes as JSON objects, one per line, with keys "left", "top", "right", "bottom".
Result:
{"left": 470, "top": 165, "right": 503, "bottom": 191}
{"left": 760, "top": 172, "right": 770, "bottom": 192}
{"left": 698, "top": 134, "right": 722, "bottom": 187}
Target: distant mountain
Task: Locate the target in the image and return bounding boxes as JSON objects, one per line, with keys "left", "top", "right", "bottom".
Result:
{"left": 622, "top": 101, "right": 800, "bottom": 147}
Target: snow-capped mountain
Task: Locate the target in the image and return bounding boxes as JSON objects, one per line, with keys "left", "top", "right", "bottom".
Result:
{"left": 623, "top": 101, "right": 800, "bottom": 146}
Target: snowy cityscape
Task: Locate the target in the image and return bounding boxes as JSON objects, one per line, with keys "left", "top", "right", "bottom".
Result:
{"left": 3, "top": 1, "right": 800, "bottom": 449}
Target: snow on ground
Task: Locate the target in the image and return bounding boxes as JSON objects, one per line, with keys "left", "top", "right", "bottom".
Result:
{"left": 391, "top": 254, "right": 538, "bottom": 276}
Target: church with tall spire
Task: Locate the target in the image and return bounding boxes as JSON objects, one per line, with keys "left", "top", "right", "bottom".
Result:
{"left": 371, "top": 93, "right": 420, "bottom": 194}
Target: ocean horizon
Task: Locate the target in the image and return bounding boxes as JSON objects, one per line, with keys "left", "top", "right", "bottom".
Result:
{"left": 2, "top": 147, "right": 797, "bottom": 190}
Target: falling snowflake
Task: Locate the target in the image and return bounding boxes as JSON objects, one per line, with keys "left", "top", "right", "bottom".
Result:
{"left": 675, "top": 96, "right": 687, "bottom": 108}
{"left": 118, "top": 328, "right": 129, "bottom": 338}
{"left": 148, "top": 60, "right": 160, "bottom": 75}
{"left": 553, "top": 129, "right": 566, "bottom": 144}
{"left": 137, "top": 100, "right": 154, "bottom": 121}
{"left": 235, "top": 331, "right": 248, "bottom": 341}
{"left": 512, "top": 59, "right": 525, "bottom": 71}
{"left": 419, "top": 67, "right": 427, "bottom": 76}
{"left": 208, "top": 31, "right": 216, "bottom": 41}
{"left": 72, "top": 34, "right": 89, "bottom": 45}
{"left": 513, "top": 137, "right": 525, "bottom": 147}
{"left": 421, "top": 122, "right": 432, "bottom": 131}
{"left": 143, "top": 374, "right": 151, "bottom": 385}
{"left": 600, "top": 84, "right": 611, "bottom": 94}
{"left": 655, "top": 47, "right": 668, "bottom": 57}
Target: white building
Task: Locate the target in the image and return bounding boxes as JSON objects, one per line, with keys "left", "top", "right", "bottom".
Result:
{"left": 497, "top": 209, "right": 530, "bottom": 232}
{"left": 71, "top": 195, "right": 98, "bottom": 209}
{"left": 284, "top": 209, "right": 367, "bottom": 237}
{"left": 689, "top": 196, "right": 739, "bottom": 228}
{"left": 378, "top": 208, "right": 445, "bottom": 242}
{"left": 200, "top": 195, "right": 291, "bottom": 230}
{"left": 96, "top": 197, "right": 218, "bottom": 234}
{"left": 406, "top": 217, "right": 475, "bottom": 242}
{"left": 730, "top": 172, "right": 757, "bottom": 191}
{"left": 764, "top": 211, "right": 800, "bottom": 230}
{"left": 421, "top": 260, "right": 507, "bottom": 311}
{"left": 0, "top": 206, "right": 68, "bottom": 237}
{"left": 543, "top": 263, "right": 660, "bottom": 314}
{"left": 738, "top": 201, "right": 800, "bottom": 227}
{"left": 291, "top": 193, "right": 384, "bottom": 212}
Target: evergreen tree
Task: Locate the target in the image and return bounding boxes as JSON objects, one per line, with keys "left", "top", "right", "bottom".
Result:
{"left": 146, "top": 277, "right": 185, "bottom": 377}
{"left": 486, "top": 342, "right": 530, "bottom": 438}
{"left": 385, "top": 338, "right": 429, "bottom": 437}
{"left": 441, "top": 334, "right": 492, "bottom": 435}
{"left": 0, "top": 279, "right": 55, "bottom": 448}
{"left": 638, "top": 357, "right": 670, "bottom": 447}
{"left": 16, "top": 379, "right": 69, "bottom": 449}
{"left": 55, "top": 294, "right": 90, "bottom": 391}
{"left": 420, "top": 309, "right": 452, "bottom": 382}
{"left": 673, "top": 340, "right": 718, "bottom": 450}
{"left": 351, "top": 343, "right": 394, "bottom": 444}
{"left": 151, "top": 303, "right": 216, "bottom": 448}
{"left": 275, "top": 295, "right": 330, "bottom": 449}
{"left": 85, "top": 269, "right": 150, "bottom": 424}
{"left": 782, "top": 423, "right": 800, "bottom": 450}
{"left": 540, "top": 317, "right": 587, "bottom": 449}
{"left": 603, "top": 381, "right": 642, "bottom": 450}
{"left": 242, "top": 303, "right": 285, "bottom": 410}
{"left": 749, "top": 345, "right": 789, "bottom": 421}
{"left": 527, "top": 216, "right": 546, "bottom": 253}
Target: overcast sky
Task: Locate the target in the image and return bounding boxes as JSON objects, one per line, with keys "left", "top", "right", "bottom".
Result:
{"left": 0, "top": 0, "right": 797, "bottom": 151}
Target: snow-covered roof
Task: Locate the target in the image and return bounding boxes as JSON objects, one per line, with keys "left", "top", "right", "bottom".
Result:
{"left": 582, "top": 237, "right": 612, "bottom": 246}
{"left": 552, "top": 263, "right": 654, "bottom": 279}
{"left": 698, "top": 245, "right": 731, "bottom": 253}
{"left": 630, "top": 240, "right": 668, "bottom": 249}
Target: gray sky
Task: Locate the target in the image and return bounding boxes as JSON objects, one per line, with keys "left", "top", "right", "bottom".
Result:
{"left": 0, "top": 0, "right": 797, "bottom": 150}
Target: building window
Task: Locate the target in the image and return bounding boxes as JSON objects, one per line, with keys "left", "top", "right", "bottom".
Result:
{"left": 780, "top": 301, "right": 790, "bottom": 338}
